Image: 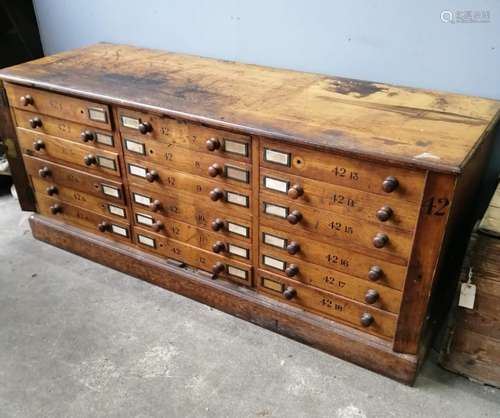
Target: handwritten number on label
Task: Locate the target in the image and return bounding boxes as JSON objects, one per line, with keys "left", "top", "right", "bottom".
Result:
{"left": 425, "top": 197, "right": 450, "bottom": 216}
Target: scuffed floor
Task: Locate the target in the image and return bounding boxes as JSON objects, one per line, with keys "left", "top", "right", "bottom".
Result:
{"left": 1, "top": 191, "right": 499, "bottom": 418}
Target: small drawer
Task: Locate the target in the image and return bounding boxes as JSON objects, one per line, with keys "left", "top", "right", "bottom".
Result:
{"left": 5, "top": 83, "right": 111, "bottom": 129}
{"left": 260, "top": 225, "right": 406, "bottom": 290}
{"left": 133, "top": 227, "right": 253, "bottom": 286}
{"left": 260, "top": 194, "right": 413, "bottom": 262}
{"left": 23, "top": 155, "right": 125, "bottom": 203}
{"left": 257, "top": 270, "right": 397, "bottom": 339}
{"left": 122, "top": 137, "right": 251, "bottom": 188}
{"left": 260, "top": 168, "right": 419, "bottom": 231}
{"left": 18, "top": 129, "right": 120, "bottom": 177}
{"left": 261, "top": 139, "right": 425, "bottom": 203}
{"left": 117, "top": 107, "right": 251, "bottom": 160}
{"left": 37, "top": 194, "right": 131, "bottom": 243}
{"left": 14, "top": 109, "right": 116, "bottom": 149}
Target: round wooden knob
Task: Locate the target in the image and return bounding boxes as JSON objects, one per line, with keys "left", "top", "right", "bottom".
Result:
{"left": 38, "top": 166, "right": 51, "bottom": 178}
{"left": 46, "top": 185, "right": 58, "bottom": 196}
{"left": 286, "top": 241, "right": 300, "bottom": 255}
{"left": 206, "top": 138, "right": 221, "bottom": 151}
{"left": 84, "top": 154, "right": 97, "bottom": 166}
{"left": 148, "top": 200, "right": 162, "bottom": 212}
{"left": 368, "top": 266, "right": 383, "bottom": 281}
{"left": 285, "top": 264, "right": 299, "bottom": 277}
{"left": 138, "top": 121, "right": 152, "bottom": 134}
{"left": 211, "top": 218, "right": 225, "bottom": 231}
{"left": 208, "top": 163, "right": 223, "bottom": 177}
{"left": 29, "top": 117, "right": 42, "bottom": 129}
{"left": 145, "top": 170, "right": 159, "bottom": 183}
{"left": 373, "top": 233, "right": 389, "bottom": 248}
{"left": 212, "top": 241, "right": 226, "bottom": 253}
{"left": 287, "top": 184, "right": 304, "bottom": 199}
{"left": 20, "top": 95, "right": 33, "bottom": 106}
{"left": 80, "top": 130, "right": 95, "bottom": 142}
{"left": 33, "top": 139, "right": 45, "bottom": 151}
{"left": 364, "top": 289, "right": 379, "bottom": 304}
{"left": 283, "top": 287, "right": 297, "bottom": 300}
{"left": 287, "top": 210, "right": 302, "bottom": 225}
{"left": 212, "top": 261, "right": 225, "bottom": 275}
{"left": 376, "top": 206, "right": 393, "bottom": 222}
{"left": 98, "top": 221, "right": 110, "bottom": 232}
{"left": 360, "top": 313, "right": 374, "bottom": 327}
{"left": 151, "top": 221, "right": 164, "bottom": 232}
{"left": 382, "top": 176, "right": 399, "bottom": 193}
{"left": 49, "top": 204, "right": 62, "bottom": 215}
{"left": 209, "top": 188, "right": 224, "bottom": 201}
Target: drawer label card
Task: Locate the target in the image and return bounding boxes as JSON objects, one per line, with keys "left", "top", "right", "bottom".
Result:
{"left": 225, "top": 165, "right": 249, "bottom": 183}
{"left": 97, "top": 155, "right": 116, "bottom": 170}
{"left": 263, "top": 176, "right": 289, "bottom": 193}
{"left": 88, "top": 107, "right": 107, "bottom": 123}
{"left": 101, "top": 184, "right": 120, "bottom": 199}
{"left": 227, "top": 265, "right": 248, "bottom": 281}
{"left": 111, "top": 224, "right": 128, "bottom": 237}
{"left": 226, "top": 191, "right": 249, "bottom": 207}
{"left": 264, "top": 202, "right": 288, "bottom": 218}
{"left": 224, "top": 139, "right": 248, "bottom": 157}
{"left": 136, "top": 213, "right": 154, "bottom": 226}
{"left": 128, "top": 164, "right": 147, "bottom": 178}
{"left": 121, "top": 115, "right": 140, "bottom": 129}
{"left": 107, "top": 204, "right": 126, "bottom": 218}
{"left": 264, "top": 148, "right": 290, "bottom": 166}
{"left": 137, "top": 234, "right": 156, "bottom": 248}
{"left": 96, "top": 133, "right": 114, "bottom": 146}
{"left": 263, "top": 255, "right": 286, "bottom": 271}
{"left": 263, "top": 233, "right": 287, "bottom": 249}
{"left": 133, "top": 192, "right": 152, "bottom": 206}
{"left": 227, "top": 243, "right": 249, "bottom": 259}
{"left": 261, "top": 277, "right": 284, "bottom": 293}
{"left": 125, "top": 139, "right": 146, "bottom": 155}
{"left": 227, "top": 222, "right": 249, "bottom": 238}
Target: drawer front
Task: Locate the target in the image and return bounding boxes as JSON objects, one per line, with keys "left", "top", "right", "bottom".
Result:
{"left": 257, "top": 270, "right": 397, "bottom": 339}
{"left": 134, "top": 227, "right": 252, "bottom": 286}
{"left": 117, "top": 107, "right": 251, "bottom": 161}
{"left": 125, "top": 158, "right": 252, "bottom": 219}
{"left": 260, "top": 225, "right": 406, "bottom": 290}
{"left": 14, "top": 109, "right": 116, "bottom": 149}
{"left": 259, "top": 247, "right": 401, "bottom": 313}
{"left": 130, "top": 186, "right": 252, "bottom": 241}
{"left": 24, "top": 155, "right": 125, "bottom": 203}
{"left": 123, "top": 137, "right": 252, "bottom": 188}
{"left": 260, "top": 139, "right": 425, "bottom": 202}
{"left": 37, "top": 194, "right": 131, "bottom": 243}
{"left": 132, "top": 208, "right": 251, "bottom": 262}
{"left": 260, "top": 168, "right": 419, "bottom": 231}
{"left": 19, "top": 129, "right": 120, "bottom": 177}
{"left": 260, "top": 194, "right": 413, "bottom": 261}
{"left": 32, "top": 177, "right": 129, "bottom": 221}
{"left": 5, "top": 83, "right": 111, "bottom": 129}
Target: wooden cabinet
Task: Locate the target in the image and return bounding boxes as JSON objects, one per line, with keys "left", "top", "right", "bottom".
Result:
{"left": 1, "top": 43, "right": 499, "bottom": 384}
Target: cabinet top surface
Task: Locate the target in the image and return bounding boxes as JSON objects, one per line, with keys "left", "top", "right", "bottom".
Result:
{"left": 1, "top": 42, "right": 499, "bottom": 173}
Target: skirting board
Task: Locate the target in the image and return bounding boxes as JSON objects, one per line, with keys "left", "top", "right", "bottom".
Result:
{"left": 29, "top": 214, "right": 419, "bottom": 384}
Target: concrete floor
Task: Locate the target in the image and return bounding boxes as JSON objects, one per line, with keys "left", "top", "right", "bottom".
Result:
{"left": 1, "top": 190, "right": 499, "bottom": 418}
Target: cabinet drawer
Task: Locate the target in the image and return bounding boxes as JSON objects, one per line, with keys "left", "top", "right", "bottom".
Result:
{"left": 14, "top": 109, "right": 116, "bottom": 149}
{"left": 260, "top": 193, "right": 413, "bottom": 262}
{"left": 24, "top": 155, "right": 125, "bottom": 203}
{"left": 260, "top": 139, "right": 425, "bottom": 202}
{"left": 259, "top": 247, "right": 401, "bottom": 313}
{"left": 123, "top": 136, "right": 252, "bottom": 188}
{"left": 5, "top": 83, "right": 111, "bottom": 129}
{"left": 134, "top": 227, "right": 252, "bottom": 286}
{"left": 18, "top": 129, "right": 120, "bottom": 177}
{"left": 37, "top": 194, "right": 131, "bottom": 243}
{"left": 32, "top": 177, "right": 129, "bottom": 221}
{"left": 260, "top": 168, "right": 419, "bottom": 231}
{"left": 129, "top": 186, "right": 252, "bottom": 241}
{"left": 125, "top": 158, "right": 252, "bottom": 219}
{"left": 132, "top": 208, "right": 251, "bottom": 262}
{"left": 117, "top": 107, "right": 251, "bottom": 161}
{"left": 260, "top": 225, "right": 406, "bottom": 290}
{"left": 257, "top": 270, "right": 397, "bottom": 339}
